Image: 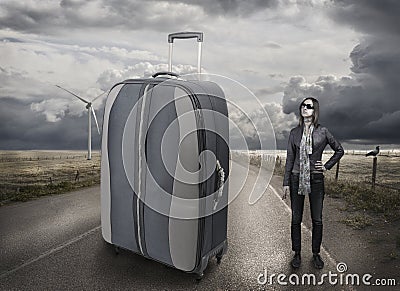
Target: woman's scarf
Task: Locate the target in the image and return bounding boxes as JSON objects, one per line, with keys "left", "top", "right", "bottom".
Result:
{"left": 298, "top": 124, "right": 314, "bottom": 195}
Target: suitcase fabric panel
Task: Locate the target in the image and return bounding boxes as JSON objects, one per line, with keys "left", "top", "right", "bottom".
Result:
{"left": 186, "top": 81, "right": 229, "bottom": 253}
{"left": 101, "top": 83, "right": 124, "bottom": 243}
{"left": 180, "top": 82, "right": 217, "bottom": 256}
{"left": 108, "top": 83, "right": 142, "bottom": 252}
{"left": 169, "top": 85, "right": 200, "bottom": 271}
{"left": 141, "top": 83, "right": 177, "bottom": 265}
{"left": 201, "top": 82, "right": 229, "bottom": 250}
{"left": 142, "top": 83, "right": 201, "bottom": 271}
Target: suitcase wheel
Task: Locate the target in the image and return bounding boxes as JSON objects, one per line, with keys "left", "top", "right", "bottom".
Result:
{"left": 195, "top": 272, "right": 204, "bottom": 282}
{"left": 114, "top": 245, "right": 120, "bottom": 255}
{"left": 216, "top": 249, "right": 223, "bottom": 264}
{"left": 216, "top": 256, "right": 222, "bottom": 264}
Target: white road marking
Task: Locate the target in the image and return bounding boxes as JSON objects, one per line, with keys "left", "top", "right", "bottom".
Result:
{"left": 0, "top": 225, "right": 101, "bottom": 279}
{"left": 268, "top": 185, "right": 339, "bottom": 267}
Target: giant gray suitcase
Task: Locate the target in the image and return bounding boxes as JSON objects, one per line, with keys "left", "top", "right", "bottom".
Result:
{"left": 100, "top": 32, "right": 229, "bottom": 278}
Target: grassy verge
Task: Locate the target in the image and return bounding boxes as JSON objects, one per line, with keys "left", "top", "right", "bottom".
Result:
{"left": 0, "top": 151, "right": 101, "bottom": 206}
{"left": 340, "top": 213, "right": 372, "bottom": 229}
{"left": 325, "top": 177, "right": 400, "bottom": 221}
{"left": 0, "top": 178, "right": 100, "bottom": 205}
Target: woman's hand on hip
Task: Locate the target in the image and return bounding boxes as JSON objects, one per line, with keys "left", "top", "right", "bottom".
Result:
{"left": 282, "top": 186, "right": 290, "bottom": 200}
{"left": 315, "top": 160, "right": 327, "bottom": 172}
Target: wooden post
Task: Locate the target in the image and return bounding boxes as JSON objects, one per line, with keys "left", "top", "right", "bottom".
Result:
{"left": 372, "top": 157, "right": 377, "bottom": 190}
{"left": 335, "top": 159, "right": 340, "bottom": 181}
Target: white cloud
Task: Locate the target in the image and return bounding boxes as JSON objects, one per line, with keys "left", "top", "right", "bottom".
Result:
{"left": 30, "top": 99, "right": 68, "bottom": 122}
{"left": 96, "top": 62, "right": 199, "bottom": 90}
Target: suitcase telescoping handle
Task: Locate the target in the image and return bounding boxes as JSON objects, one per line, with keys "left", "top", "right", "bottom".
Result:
{"left": 168, "top": 32, "right": 204, "bottom": 75}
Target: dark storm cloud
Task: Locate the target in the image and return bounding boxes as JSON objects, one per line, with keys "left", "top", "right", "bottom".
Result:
{"left": 0, "top": 37, "right": 25, "bottom": 43}
{"left": 0, "top": 0, "right": 280, "bottom": 35}
{"left": 0, "top": 0, "right": 197, "bottom": 34}
{"left": 349, "top": 39, "right": 400, "bottom": 85}
{"left": 170, "top": 0, "right": 278, "bottom": 16}
{"left": 280, "top": 0, "right": 400, "bottom": 146}
{"left": 0, "top": 97, "right": 103, "bottom": 150}
{"left": 330, "top": 0, "right": 400, "bottom": 36}
{"left": 59, "top": 0, "right": 87, "bottom": 9}
{"left": 0, "top": 2, "right": 61, "bottom": 34}
{"left": 263, "top": 42, "right": 282, "bottom": 49}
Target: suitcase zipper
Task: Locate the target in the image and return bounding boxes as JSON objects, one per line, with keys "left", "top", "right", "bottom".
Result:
{"left": 136, "top": 83, "right": 152, "bottom": 256}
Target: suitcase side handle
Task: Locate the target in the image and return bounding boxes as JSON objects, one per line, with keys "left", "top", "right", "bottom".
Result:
{"left": 168, "top": 31, "right": 203, "bottom": 76}
{"left": 168, "top": 32, "right": 203, "bottom": 43}
{"left": 213, "top": 160, "right": 225, "bottom": 211}
{"left": 152, "top": 71, "right": 179, "bottom": 78}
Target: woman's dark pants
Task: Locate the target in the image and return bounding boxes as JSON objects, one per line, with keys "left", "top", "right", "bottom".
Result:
{"left": 290, "top": 173, "right": 325, "bottom": 254}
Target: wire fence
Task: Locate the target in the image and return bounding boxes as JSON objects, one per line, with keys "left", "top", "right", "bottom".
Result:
{"left": 0, "top": 154, "right": 91, "bottom": 162}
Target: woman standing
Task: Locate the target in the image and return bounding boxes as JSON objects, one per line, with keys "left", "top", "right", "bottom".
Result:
{"left": 282, "top": 97, "right": 344, "bottom": 269}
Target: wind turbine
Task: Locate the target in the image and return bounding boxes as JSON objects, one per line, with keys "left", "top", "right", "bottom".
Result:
{"left": 56, "top": 85, "right": 105, "bottom": 160}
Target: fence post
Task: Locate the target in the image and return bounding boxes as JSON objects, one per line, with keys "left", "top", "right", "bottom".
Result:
{"left": 372, "top": 157, "right": 377, "bottom": 190}
{"left": 75, "top": 170, "right": 80, "bottom": 182}
{"left": 335, "top": 160, "right": 340, "bottom": 181}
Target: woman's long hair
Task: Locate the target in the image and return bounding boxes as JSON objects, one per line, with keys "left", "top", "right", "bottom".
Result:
{"left": 298, "top": 97, "right": 320, "bottom": 127}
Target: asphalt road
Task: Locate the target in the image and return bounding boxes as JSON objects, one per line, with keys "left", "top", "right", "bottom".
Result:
{"left": 0, "top": 161, "right": 351, "bottom": 290}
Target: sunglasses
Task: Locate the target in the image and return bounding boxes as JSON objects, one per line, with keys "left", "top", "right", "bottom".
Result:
{"left": 301, "top": 103, "right": 314, "bottom": 110}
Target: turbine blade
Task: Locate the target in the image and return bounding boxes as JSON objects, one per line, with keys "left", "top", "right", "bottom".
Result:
{"left": 91, "top": 106, "right": 100, "bottom": 135}
{"left": 91, "top": 90, "right": 107, "bottom": 103}
{"left": 55, "top": 85, "right": 89, "bottom": 104}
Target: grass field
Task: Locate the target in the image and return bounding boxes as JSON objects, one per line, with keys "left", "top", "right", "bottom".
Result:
{"left": 0, "top": 150, "right": 100, "bottom": 204}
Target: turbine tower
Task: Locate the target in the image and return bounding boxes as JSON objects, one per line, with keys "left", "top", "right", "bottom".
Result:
{"left": 56, "top": 85, "right": 105, "bottom": 160}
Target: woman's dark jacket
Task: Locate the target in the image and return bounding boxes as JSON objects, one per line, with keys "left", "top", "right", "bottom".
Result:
{"left": 283, "top": 124, "right": 344, "bottom": 186}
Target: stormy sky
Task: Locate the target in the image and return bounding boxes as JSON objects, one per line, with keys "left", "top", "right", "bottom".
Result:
{"left": 0, "top": 0, "right": 399, "bottom": 150}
